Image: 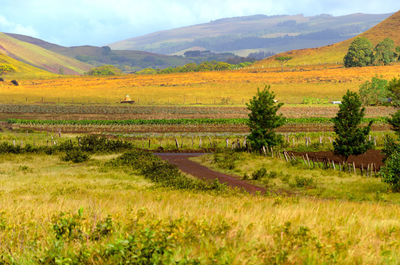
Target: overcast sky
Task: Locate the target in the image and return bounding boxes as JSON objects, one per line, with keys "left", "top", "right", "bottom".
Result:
{"left": 0, "top": 0, "right": 399, "bottom": 46}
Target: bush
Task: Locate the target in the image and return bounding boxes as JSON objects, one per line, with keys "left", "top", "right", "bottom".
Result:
{"left": 0, "top": 64, "right": 16, "bottom": 75}
{"left": 252, "top": 167, "right": 267, "bottom": 180}
{"left": 109, "top": 151, "right": 227, "bottom": 191}
{"left": 294, "top": 176, "right": 315, "bottom": 188}
{"left": 380, "top": 152, "right": 400, "bottom": 192}
{"left": 61, "top": 149, "right": 90, "bottom": 163}
{"left": 86, "top": 65, "right": 122, "bottom": 76}
{"left": 359, "top": 77, "right": 389, "bottom": 106}
{"left": 213, "top": 151, "right": 240, "bottom": 170}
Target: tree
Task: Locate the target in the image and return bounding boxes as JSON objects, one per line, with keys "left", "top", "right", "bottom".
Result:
{"left": 274, "top": 56, "right": 292, "bottom": 72}
{"left": 344, "top": 37, "right": 373, "bottom": 67}
{"left": 0, "top": 64, "right": 16, "bottom": 75}
{"left": 246, "top": 85, "right": 285, "bottom": 150}
{"left": 358, "top": 77, "right": 389, "bottom": 106}
{"left": 395, "top": 46, "right": 400, "bottom": 61}
{"left": 387, "top": 77, "right": 400, "bottom": 107}
{"left": 373, "top": 38, "right": 396, "bottom": 65}
{"left": 388, "top": 110, "right": 400, "bottom": 137}
{"left": 380, "top": 152, "right": 400, "bottom": 191}
{"left": 333, "top": 90, "right": 373, "bottom": 159}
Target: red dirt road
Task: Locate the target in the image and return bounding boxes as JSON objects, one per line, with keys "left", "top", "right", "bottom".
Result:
{"left": 157, "top": 153, "right": 265, "bottom": 194}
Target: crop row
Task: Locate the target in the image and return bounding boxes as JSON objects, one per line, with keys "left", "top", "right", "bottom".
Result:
{"left": 0, "top": 104, "right": 247, "bottom": 115}
{"left": 6, "top": 117, "right": 388, "bottom": 126}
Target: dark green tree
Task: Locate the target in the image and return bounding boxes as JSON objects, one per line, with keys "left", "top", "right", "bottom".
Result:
{"left": 388, "top": 77, "right": 400, "bottom": 107}
{"left": 395, "top": 46, "right": 400, "bottom": 61}
{"left": 246, "top": 85, "right": 285, "bottom": 150}
{"left": 333, "top": 90, "right": 373, "bottom": 159}
{"left": 380, "top": 152, "right": 400, "bottom": 191}
{"left": 373, "top": 38, "right": 396, "bottom": 65}
{"left": 358, "top": 77, "right": 389, "bottom": 106}
{"left": 344, "top": 37, "right": 374, "bottom": 67}
{"left": 388, "top": 110, "right": 400, "bottom": 137}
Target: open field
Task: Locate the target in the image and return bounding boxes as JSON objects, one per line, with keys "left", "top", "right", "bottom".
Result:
{"left": 1, "top": 64, "right": 400, "bottom": 105}
{"left": 0, "top": 131, "right": 400, "bottom": 263}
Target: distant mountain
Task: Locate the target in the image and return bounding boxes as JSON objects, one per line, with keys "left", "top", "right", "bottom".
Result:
{"left": 0, "top": 33, "right": 90, "bottom": 75}
{"left": 109, "top": 13, "right": 393, "bottom": 56}
{"left": 255, "top": 10, "right": 400, "bottom": 67}
{"left": 6, "top": 33, "right": 249, "bottom": 71}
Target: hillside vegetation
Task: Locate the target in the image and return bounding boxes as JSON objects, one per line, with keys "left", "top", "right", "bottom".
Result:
{"left": 0, "top": 53, "right": 55, "bottom": 79}
{"left": 255, "top": 10, "right": 400, "bottom": 67}
{"left": 6, "top": 33, "right": 248, "bottom": 71}
{"left": 109, "top": 13, "right": 391, "bottom": 56}
{"left": 0, "top": 33, "right": 91, "bottom": 75}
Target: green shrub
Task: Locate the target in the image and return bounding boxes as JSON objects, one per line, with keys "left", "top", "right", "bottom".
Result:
{"left": 213, "top": 151, "right": 240, "bottom": 170}
{"left": 109, "top": 151, "right": 227, "bottom": 191}
{"left": 52, "top": 209, "right": 84, "bottom": 241}
{"left": 86, "top": 65, "right": 122, "bottom": 76}
{"left": 252, "top": 167, "right": 267, "bottom": 180}
{"left": 61, "top": 149, "right": 90, "bottom": 163}
{"left": 380, "top": 152, "right": 400, "bottom": 192}
{"left": 294, "top": 176, "right": 315, "bottom": 188}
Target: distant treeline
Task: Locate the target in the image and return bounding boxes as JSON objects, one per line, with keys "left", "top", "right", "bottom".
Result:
{"left": 136, "top": 61, "right": 253, "bottom": 75}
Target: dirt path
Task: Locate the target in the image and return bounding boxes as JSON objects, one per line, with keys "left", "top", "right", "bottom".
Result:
{"left": 157, "top": 153, "right": 265, "bottom": 194}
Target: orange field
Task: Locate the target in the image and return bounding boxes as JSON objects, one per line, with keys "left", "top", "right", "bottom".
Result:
{"left": 1, "top": 64, "right": 400, "bottom": 105}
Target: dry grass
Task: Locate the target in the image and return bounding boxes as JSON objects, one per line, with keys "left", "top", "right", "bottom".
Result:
{"left": 1, "top": 64, "right": 400, "bottom": 105}
{"left": 0, "top": 149, "right": 400, "bottom": 263}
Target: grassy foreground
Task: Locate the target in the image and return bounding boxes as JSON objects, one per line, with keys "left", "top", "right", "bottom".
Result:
{"left": 0, "top": 132, "right": 399, "bottom": 263}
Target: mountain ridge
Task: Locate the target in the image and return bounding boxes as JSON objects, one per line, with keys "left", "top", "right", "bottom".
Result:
{"left": 255, "top": 10, "right": 400, "bottom": 67}
{"left": 109, "top": 12, "right": 393, "bottom": 56}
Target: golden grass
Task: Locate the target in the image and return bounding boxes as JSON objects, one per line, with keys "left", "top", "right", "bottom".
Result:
{"left": 1, "top": 64, "right": 400, "bottom": 105}
{"left": 1, "top": 149, "right": 400, "bottom": 263}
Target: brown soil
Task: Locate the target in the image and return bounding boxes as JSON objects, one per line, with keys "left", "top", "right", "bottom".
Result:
{"left": 157, "top": 153, "right": 265, "bottom": 194}
{"left": 291, "top": 149, "right": 385, "bottom": 169}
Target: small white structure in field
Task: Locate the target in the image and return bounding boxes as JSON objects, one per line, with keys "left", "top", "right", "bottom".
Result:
{"left": 120, "top": 94, "right": 135, "bottom": 104}
{"left": 332, "top": 101, "right": 342, "bottom": 105}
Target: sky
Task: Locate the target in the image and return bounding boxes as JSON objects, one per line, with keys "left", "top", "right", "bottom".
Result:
{"left": 0, "top": 0, "right": 399, "bottom": 47}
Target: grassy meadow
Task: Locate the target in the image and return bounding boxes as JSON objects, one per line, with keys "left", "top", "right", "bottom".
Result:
{"left": 1, "top": 64, "right": 400, "bottom": 105}
{"left": 0, "top": 130, "right": 399, "bottom": 263}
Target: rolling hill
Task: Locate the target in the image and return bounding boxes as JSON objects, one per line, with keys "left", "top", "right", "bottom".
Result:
{"left": 0, "top": 52, "right": 55, "bottom": 79}
{"left": 109, "top": 13, "right": 392, "bottom": 56}
{"left": 6, "top": 33, "right": 248, "bottom": 71}
{"left": 0, "top": 33, "right": 91, "bottom": 75}
{"left": 255, "top": 10, "right": 400, "bottom": 67}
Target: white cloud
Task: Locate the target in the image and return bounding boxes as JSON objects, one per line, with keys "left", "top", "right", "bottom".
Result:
{"left": 0, "top": 15, "right": 39, "bottom": 37}
{"left": 1, "top": 0, "right": 399, "bottom": 46}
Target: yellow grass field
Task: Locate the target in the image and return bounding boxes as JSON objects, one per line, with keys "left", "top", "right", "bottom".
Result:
{"left": 1, "top": 64, "right": 400, "bottom": 105}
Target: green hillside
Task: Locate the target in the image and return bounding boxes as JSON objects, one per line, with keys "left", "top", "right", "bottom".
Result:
{"left": 0, "top": 53, "right": 55, "bottom": 79}
{"left": 0, "top": 33, "right": 91, "bottom": 75}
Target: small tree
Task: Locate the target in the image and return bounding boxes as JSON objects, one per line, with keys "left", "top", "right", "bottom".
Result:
{"left": 358, "top": 77, "right": 389, "bottom": 106}
{"left": 247, "top": 85, "right": 285, "bottom": 151}
{"left": 388, "top": 110, "right": 400, "bottom": 137}
{"left": 388, "top": 77, "right": 400, "bottom": 107}
{"left": 344, "top": 37, "right": 374, "bottom": 67}
{"left": 373, "top": 38, "right": 396, "bottom": 66}
{"left": 275, "top": 56, "right": 292, "bottom": 72}
{"left": 380, "top": 152, "right": 400, "bottom": 191}
{"left": 333, "top": 90, "right": 373, "bottom": 160}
